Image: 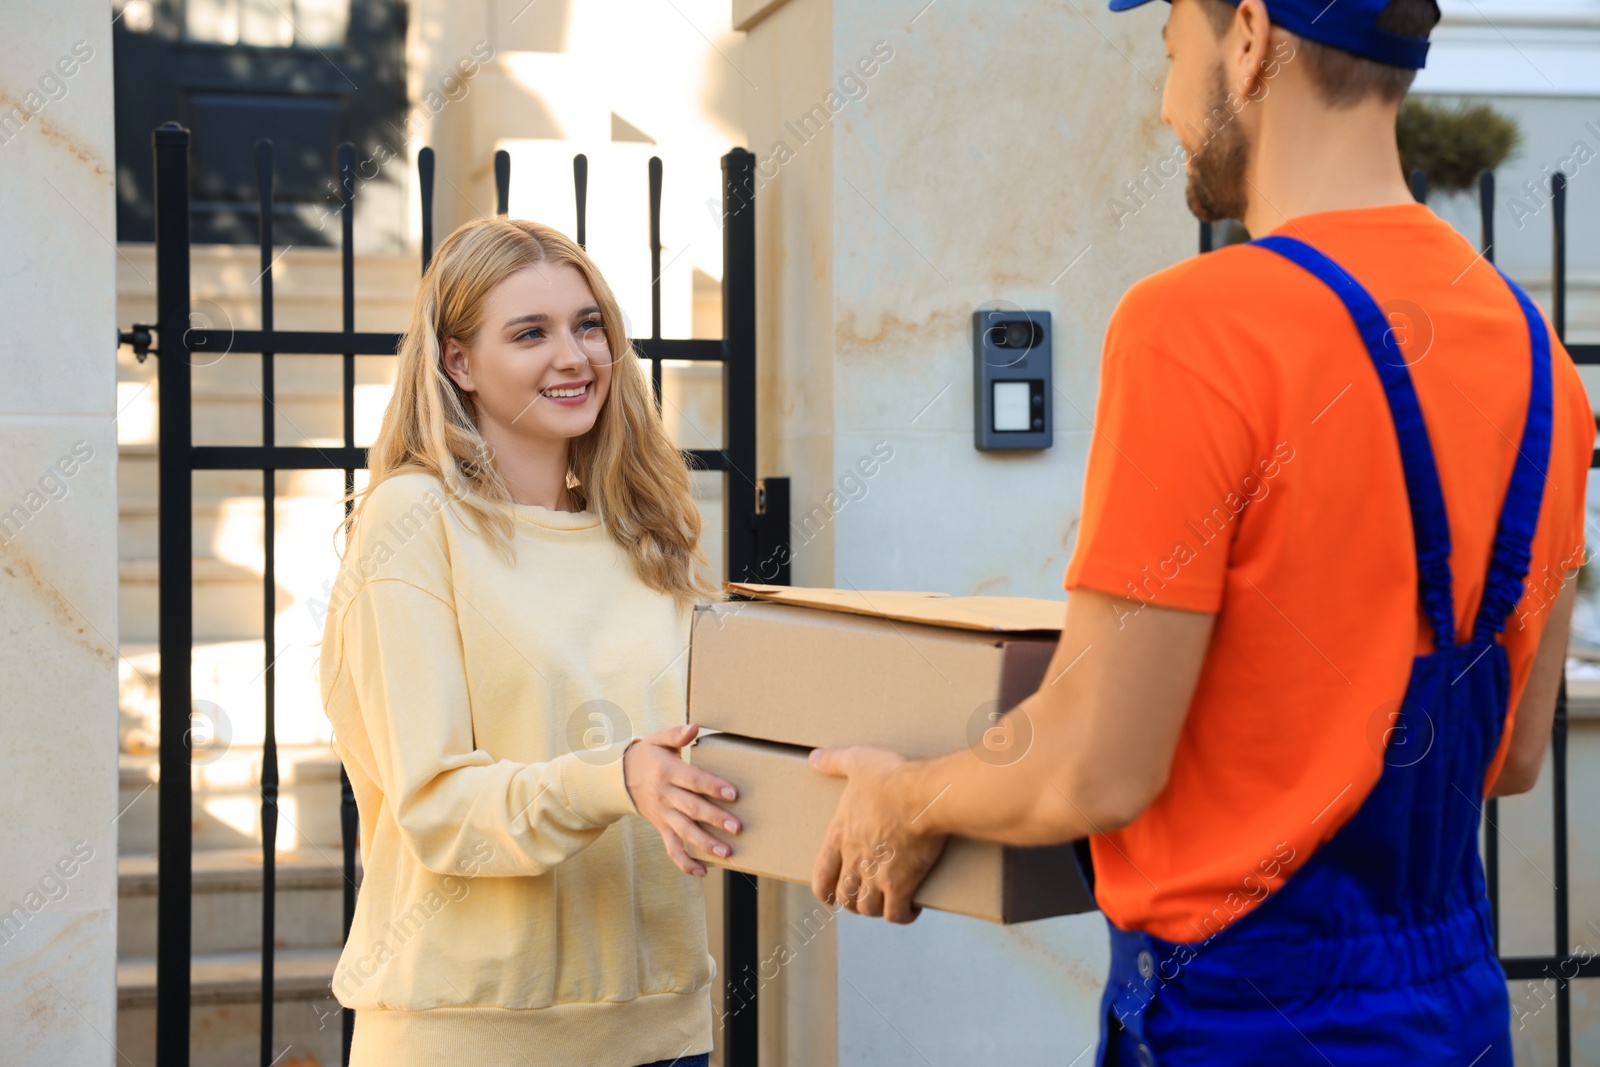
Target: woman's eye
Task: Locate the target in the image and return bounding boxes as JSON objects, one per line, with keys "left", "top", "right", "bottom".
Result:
{"left": 579, "top": 318, "right": 604, "bottom": 333}
{"left": 516, "top": 327, "right": 543, "bottom": 341}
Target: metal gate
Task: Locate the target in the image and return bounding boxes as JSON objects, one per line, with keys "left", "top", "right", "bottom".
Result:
{"left": 124, "top": 120, "right": 785, "bottom": 1067}
{"left": 1205, "top": 167, "right": 1599, "bottom": 1067}
{"left": 1472, "top": 169, "right": 1598, "bottom": 1067}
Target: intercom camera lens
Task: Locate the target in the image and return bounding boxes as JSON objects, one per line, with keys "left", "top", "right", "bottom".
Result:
{"left": 1004, "top": 321, "right": 1033, "bottom": 348}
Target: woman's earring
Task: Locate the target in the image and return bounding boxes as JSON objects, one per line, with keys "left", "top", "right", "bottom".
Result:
{"left": 564, "top": 469, "right": 581, "bottom": 490}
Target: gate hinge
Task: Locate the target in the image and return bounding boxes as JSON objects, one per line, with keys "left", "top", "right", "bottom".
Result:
{"left": 119, "top": 324, "right": 157, "bottom": 362}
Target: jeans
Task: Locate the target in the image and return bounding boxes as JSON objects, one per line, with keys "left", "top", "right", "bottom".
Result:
{"left": 634, "top": 1056, "right": 708, "bottom": 1067}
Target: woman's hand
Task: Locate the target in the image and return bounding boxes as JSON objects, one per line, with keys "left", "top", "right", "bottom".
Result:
{"left": 623, "top": 723, "right": 741, "bottom": 876}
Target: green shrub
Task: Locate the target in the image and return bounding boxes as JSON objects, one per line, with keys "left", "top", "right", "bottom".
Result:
{"left": 1397, "top": 98, "right": 1521, "bottom": 194}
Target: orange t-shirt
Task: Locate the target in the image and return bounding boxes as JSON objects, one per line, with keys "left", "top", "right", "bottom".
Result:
{"left": 1063, "top": 202, "right": 1593, "bottom": 944}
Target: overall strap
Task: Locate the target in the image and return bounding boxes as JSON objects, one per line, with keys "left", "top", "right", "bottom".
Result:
{"left": 1471, "top": 270, "right": 1555, "bottom": 642}
{"left": 1252, "top": 235, "right": 1458, "bottom": 650}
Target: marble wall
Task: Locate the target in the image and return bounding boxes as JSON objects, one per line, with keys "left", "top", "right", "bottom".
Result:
{"left": 0, "top": 0, "right": 121, "bottom": 1061}
{"left": 738, "top": 0, "right": 1193, "bottom": 1062}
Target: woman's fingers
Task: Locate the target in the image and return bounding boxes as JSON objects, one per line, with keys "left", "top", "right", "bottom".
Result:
{"left": 637, "top": 725, "right": 738, "bottom": 800}
{"left": 644, "top": 723, "right": 698, "bottom": 750}
{"left": 628, "top": 726, "right": 742, "bottom": 875}
{"left": 666, "top": 757, "right": 738, "bottom": 803}
{"left": 667, "top": 809, "right": 731, "bottom": 861}
{"left": 656, "top": 824, "right": 705, "bottom": 877}
{"left": 666, "top": 784, "right": 740, "bottom": 835}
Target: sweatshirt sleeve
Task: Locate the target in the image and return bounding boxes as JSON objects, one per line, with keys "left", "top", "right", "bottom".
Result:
{"left": 328, "top": 476, "right": 642, "bottom": 878}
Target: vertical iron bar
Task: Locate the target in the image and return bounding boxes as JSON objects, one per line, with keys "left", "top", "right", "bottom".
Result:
{"left": 649, "top": 156, "right": 664, "bottom": 407}
{"left": 752, "top": 478, "right": 792, "bottom": 585}
{"left": 1550, "top": 170, "right": 1571, "bottom": 1067}
{"left": 1479, "top": 170, "right": 1496, "bottom": 265}
{"left": 720, "top": 147, "right": 759, "bottom": 1067}
{"left": 721, "top": 147, "right": 758, "bottom": 599}
{"left": 574, "top": 154, "right": 588, "bottom": 249}
{"left": 1410, "top": 168, "right": 1428, "bottom": 204}
{"left": 1554, "top": 676, "right": 1571, "bottom": 1066}
{"left": 419, "top": 146, "right": 435, "bottom": 273}
{"left": 1553, "top": 172, "right": 1567, "bottom": 341}
{"left": 256, "top": 138, "right": 281, "bottom": 1067}
{"left": 1479, "top": 169, "right": 1502, "bottom": 958}
{"left": 338, "top": 141, "right": 360, "bottom": 1067}
{"left": 154, "top": 120, "right": 195, "bottom": 1067}
{"left": 341, "top": 140, "right": 357, "bottom": 507}
{"left": 495, "top": 148, "right": 510, "bottom": 216}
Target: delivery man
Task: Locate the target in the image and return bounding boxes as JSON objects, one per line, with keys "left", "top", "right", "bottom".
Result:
{"left": 807, "top": 0, "right": 1594, "bottom": 1063}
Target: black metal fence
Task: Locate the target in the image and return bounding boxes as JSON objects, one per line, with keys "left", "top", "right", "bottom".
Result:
{"left": 1473, "top": 169, "right": 1598, "bottom": 1067}
{"left": 1205, "top": 168, "right": 1599, "bottom": 1067}
{"left": 128, "top": 121, "right": 784, "bottom": 1067}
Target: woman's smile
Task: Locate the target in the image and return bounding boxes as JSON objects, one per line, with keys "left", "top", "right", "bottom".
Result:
{"left": 541, "top": 380, "right": 593, "bottom": 405}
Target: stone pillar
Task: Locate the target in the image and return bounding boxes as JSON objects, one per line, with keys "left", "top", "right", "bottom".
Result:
{"left": 735, "top": 0, "right": 1192, "bottom": 1061}
{"left": 0, "top": 1, "right": 120, "bottom": 1061}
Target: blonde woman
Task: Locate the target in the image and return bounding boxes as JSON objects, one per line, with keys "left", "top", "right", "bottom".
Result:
{"left": 318, "top": 216, "right": 739, "bottom": 1067}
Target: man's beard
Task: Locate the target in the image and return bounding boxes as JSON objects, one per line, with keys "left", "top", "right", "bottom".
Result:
{"left": 1184, "top": 65, "right": 1251, "bottom": 224}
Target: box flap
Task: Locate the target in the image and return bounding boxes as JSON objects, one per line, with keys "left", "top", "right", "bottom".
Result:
{"left": 724, "top": 582, "right": 1065, "bottom": 633}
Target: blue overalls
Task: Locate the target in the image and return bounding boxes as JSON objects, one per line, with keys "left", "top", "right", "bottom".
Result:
{"left": 1095, "top": 235, "right": 1554, "bottom": 1067}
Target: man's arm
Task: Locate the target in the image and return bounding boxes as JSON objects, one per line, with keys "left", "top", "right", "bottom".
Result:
{"left": 1489, "top": 570, "right": 1578, "bottom": 798}
{"left": 809, "top": 588, "right": 1215, "bottom": 922}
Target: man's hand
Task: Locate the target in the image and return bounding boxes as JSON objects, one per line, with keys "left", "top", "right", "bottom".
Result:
{"left": 624, "top": 723, "right": 741, "bottom": 877}
{"left": 809, "top": 746, "right": 947, "bottom": 924}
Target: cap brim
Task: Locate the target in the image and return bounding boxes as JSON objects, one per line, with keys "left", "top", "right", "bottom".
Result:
{"left": 1107, "top": 0, "right": 1165, "bottom": 9}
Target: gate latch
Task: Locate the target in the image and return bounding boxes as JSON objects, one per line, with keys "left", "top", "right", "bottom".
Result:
{"left": 119, "top": 324, "right": 156, "bottom": 362}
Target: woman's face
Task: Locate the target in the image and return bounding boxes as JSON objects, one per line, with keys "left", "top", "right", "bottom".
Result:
{"left": 442, "top": 261, "right": 614, "bottom": 446}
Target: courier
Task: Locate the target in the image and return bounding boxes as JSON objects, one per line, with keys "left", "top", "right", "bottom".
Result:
{"left": 806, "top": 2, "right": 1594, "bottom": 1065}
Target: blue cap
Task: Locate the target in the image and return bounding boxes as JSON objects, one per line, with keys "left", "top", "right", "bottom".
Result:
{"left": 1108, "top": 0, "right": 1430, "bottom": 70}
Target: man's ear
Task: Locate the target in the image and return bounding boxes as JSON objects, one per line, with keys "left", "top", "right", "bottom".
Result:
{"left": 1231, "top": 0, "right": 1276, "bottom": 97}
{"left": 441, "top": 336, "right": 474, "bottom": 393}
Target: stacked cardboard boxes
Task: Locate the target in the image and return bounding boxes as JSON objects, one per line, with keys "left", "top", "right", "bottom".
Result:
{"left": 686, "top": 583, "right": 1097, "bottom": 923}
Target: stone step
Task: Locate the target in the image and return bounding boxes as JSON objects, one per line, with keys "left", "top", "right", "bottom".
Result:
{"left": 116, "top": 242, "right": 420, "bottom": 335}
{"left": 118, "top": 640, "right": 334, "bottom": 757}
{"left": 119, "top": 746, "right": 350, "bottom": 855}
{"left": 119, "top": 557, "right": 297, "bottom": 643}
{"left": 118, "top": 351, "right": 401, "bottom": 396}
{"left": 117, "top": 493, "right": 353, "bottom": 565}
{"left": 119, "top": 847, "right": 362, "bottom": 958}
{"left": 183, "top": 391, "right": 364, "bottom": 453}
{"left": 116, "top": 948, "right": 345, "bottom": 1067}
{"left": 118, "top": 443, "right": 353, "bottom": 502}
{"left": 119, "top": 496, "right": 229, "bottom": 563}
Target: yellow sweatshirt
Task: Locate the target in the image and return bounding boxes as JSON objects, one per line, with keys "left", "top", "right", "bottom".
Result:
{"left": 317, "top": 471, "right": 715, "bottom": 1067}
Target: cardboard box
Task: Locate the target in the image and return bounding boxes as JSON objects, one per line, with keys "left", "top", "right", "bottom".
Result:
{"left": 689, "top": 583, "right": 1065, "bottom": 759}
{"left": 685, "top": 585, "right": 1094, "bottom": 924}
{"left": 687, "top": 733, "right": 1095, "bottom": 923}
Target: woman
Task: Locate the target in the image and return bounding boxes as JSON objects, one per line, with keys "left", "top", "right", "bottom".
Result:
{"left": 318, "top": 215, "right": 739, "bottom": 1067}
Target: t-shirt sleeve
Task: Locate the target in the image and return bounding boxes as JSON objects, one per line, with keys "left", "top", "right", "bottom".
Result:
{"left": 1063, "top": 336, "right": 1263, "bottom": 614}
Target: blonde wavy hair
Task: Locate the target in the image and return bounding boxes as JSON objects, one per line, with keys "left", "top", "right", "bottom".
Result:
{"left": 340, "top": 215, "right": 717, "bottom": 604}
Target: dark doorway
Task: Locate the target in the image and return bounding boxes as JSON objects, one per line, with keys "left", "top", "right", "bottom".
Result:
{"left": 113, "top": 0, "right": 407, "bottom": 248}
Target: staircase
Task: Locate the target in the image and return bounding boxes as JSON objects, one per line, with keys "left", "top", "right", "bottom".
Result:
{"left": 112, "top": 243, "right": 410, "bottom": 1067}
